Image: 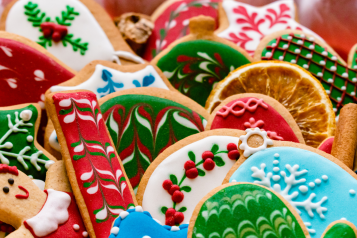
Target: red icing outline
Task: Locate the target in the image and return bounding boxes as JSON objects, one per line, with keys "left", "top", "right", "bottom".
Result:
{"left": 211, "top": 97, "right": 299, "bottom": 143}
{"left": 15, "top": 186, "right": 29, "bottom": 199}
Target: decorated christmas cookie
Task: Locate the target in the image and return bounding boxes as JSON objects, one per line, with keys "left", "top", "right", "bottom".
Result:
{"left": 44, "top": 61, "right": 174, "bottom": 159}
{"left": 0, "top": 162, "right": 87, "bottom": 238}
{"left": 109, "top": 206, "right": 188, "bottom": 238}
{"left": 46, "top": 90, "right": 137, "bottom": 238}
{"left": 99, "top": 88, "right": 209, "bottom": 190}
{"left": 216, "top": 0, "right": 322, "bottom": 56}
{"left": 206, "top": 93, "right": 304, "bottom": 143}
{"left": 1, "top": 0, "right": 144, "bottom": 71}
{"left": 321, "top": 221, "right": 357, "bottom": 238}
{"left": 0, "top": 103, "right": 55, "bottom": 181}
{"left": 188, "top": 182, "right": 309, "bottom": 238}
{"left": 206, "top": 61, "right": 336, "bottom": 148}
{"left": 0, "top": 32, "right": 75, "bottom": 107}
{"left": 143, "top": 0, "right": 220, "bottom": 60}
{"left": 152, "top": 16, "right": 251, "bottom": 106}
{"left": 224, "top": 129, "right": 357, "bottom": 237}
{"left": 136, "top": 129, "right": 244, "bottom": 226}
{"left": 256, "top": 30, "right": 357, "bottom": 115}
{"left": 317, "top": 137, "right": 334, "bottom": 155}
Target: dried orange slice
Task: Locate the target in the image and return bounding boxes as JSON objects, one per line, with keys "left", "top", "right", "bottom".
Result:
{"left": 206, "top": 61, "right": 335, "bottom": 147}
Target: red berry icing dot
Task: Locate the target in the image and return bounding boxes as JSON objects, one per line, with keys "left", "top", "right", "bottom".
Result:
{"left": 186, "top": 168, "right": 198, "bottom": 179}
{"left": 228, "top": 150, "right": 240, "bottom": 160}
{"left": 162, "top": 179, "right": 173, "bottom": 191}
{"left": 172, "top": 190, "right": 184, "bottom": 203}
{"left": 203, "top": 158, "right": 215, "bottom": 171}
{"left": 184, "top": 160, "right": 196, "bottom": 170}
{"left": 169, "top": 185, "right": 180, "bottom": 195}
{"left": 165, "top": 216, "right": 175, "bottom": 226}
{"left": 202, "top": 151, "right": 214, "bottom": 160}
{"left": 227, "top": 143, "right": 238, "bottom": 151}
{"left": 166, "top": 208, "right": 176, "bottom": 217}
{"left": 174, "top": 212, "right": 184, "bottom": 224}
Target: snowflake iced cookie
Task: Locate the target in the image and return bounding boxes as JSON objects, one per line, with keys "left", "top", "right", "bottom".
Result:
{"left": 0, "top": 161, "right": 88, "bottom": 238}
{"left": 0, "top": 32, "right": 75, "bottom": 107}
{"left": 98, "top": 87, "right": 209, "bottom": 191}
{"left": 152, "top": 16, "right": 252, "bottom": 107}
{"left": 45, "top": 90, "right": 137, "bottom": 238}
{"left": 143, "top": 0, "right": 220, "bottom": 61}
{"left": 224, "top": 140, "right": 357, "bottom": 238}
{"left": 206, "top": 61, "right": 336, "bottom": 148}
{"left": 1, "top": 0, "right": 144, "bottom": 71}
{"left": 136, "top": 129, "right": 244, "bottom": 226}
{"left": 188, "top": 182, "right": 310, "bottom": 238}
{"left": 108, "top": 206, "right": 188, "bottom": 238}
{"left": 43, "top": 61, "right": 174, "bottom": 159}
{"left": 255, "top": 30, "right": 357, "bottom": 115}
{"left": 206, "top": 93, "right": 305, "bottom": 144}
{"left": 215, "top": 0, "right": 322, "bottom": 56}
{"left": 0, "top": 103, "right": 55, "bottom": 181}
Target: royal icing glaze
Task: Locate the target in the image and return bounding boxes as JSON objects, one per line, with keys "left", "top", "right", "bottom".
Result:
{"left": 109, "top": 206, "right": 188, "bottom": 238}
{"left": 0, "top": 38, "right": 74, "bottom": 107}
{"left": 101, "top": 94, "right": 207, "bottom": 190}
{"left": 261, "top": 33, "right": 356, "bottom": 115}
{"left": 229, "top": 147, "right": 357, "bottom": 237}
{"left": 192, "top": 183, "right": 306, "bottom": 238}
{"left": 24, "top": 189, "right": 87, "bottom": 238}
{"left": 5, "top": 0, "right": 143, "bottom": 71}
{"left": 323, "top": 222, "right": 356, "bottom": 238}
{"left": 211, "top": 97, "right": 300, "bottom": 142}
{"left": 143, "top": 0, "right": 220, "bottom": 60}
{"left": 0, "top": 105, "right": 54, "bottom": 180}
{"left": 52, "top": 92, "right": 135, "bottom": 237}
{"left": 50, "top": 64, "right": 169, "bottom": 98}
{"left": 156, "top": 39, "right": 250, "bottom": 106}
{"left": 318, "top": 137, "right": 334, "bottom": 154}
{"left": 217, "top": 0, "right": 322, "bottom": 56}
{"left": 141, "top": 136, "right": 239, "bottom": 225}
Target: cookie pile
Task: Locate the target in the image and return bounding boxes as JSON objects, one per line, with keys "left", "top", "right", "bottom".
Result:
{"left": 0, "top": 0, "right": 357, "bottom": 238}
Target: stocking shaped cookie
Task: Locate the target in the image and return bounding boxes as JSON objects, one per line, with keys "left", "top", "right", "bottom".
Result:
{"left": 108, "top": 206, "right": 188, "bottom": 238}
{"left": 46, "top": 90, "right": 137, "bottom": 238}
{"left": 44, "top": 61, "right": 174, "bottom": 159}
{"left": 99, "top": 88, "right": 209, "bottom": 190}
{"left": 206, "top": 61, "right": 336, "bottom": 148}
{"left": 206, "top": 93, "right": 304, "bottom": 143}
{"left": 256, "top": 30, "right": 357, "bottom": 115}
{"left": 143, "top": 0, "right": 220, "bottom": 60}
{"left": 1, "top": 0, "right": 143, "bottom": 71}
{"left": 0, "top": 103, "right": 55, "bottom": 181}
{"left": 188, "top": 182, "right": 309, "bottom": 238}
{"left": 224, "top": 128, "right": 357, "bottom": 237}
{"left": 137, "top": 129, "right": 244, "bottom": 226}
{"left": 0, "top": 32, "right": 75, "bottom": 107}
{"left": 152, "top": 16, "right": 251, "bottom": 106}
{"left": 0, "top": 163, "right": 87, "bottom": 238}
{"left": 216, "top": 0, "right": 322, "bottom": 56}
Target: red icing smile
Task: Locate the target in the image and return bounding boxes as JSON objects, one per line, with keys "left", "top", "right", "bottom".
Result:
{"left": 16, "top": 186, "right": 29, "bottom": 199}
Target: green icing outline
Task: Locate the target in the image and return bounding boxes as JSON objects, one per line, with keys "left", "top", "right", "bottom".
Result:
{"left": 323, "top": 223, "right": 356, "bottom": 238}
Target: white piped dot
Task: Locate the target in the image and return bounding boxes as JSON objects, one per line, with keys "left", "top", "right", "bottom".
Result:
{"left": 309, "top": 182, "right": 315, "bottom": 188}
{"left": 300, "top": 34, "right": 305, "bottom": 38}
{"left": 287, "top": 36, "right": 292, "bottom": 40}
{"left": 20, "top": 110, "right": 32, "bottom": 121}
{"left": 291, "top": 59, "right": 296, "bottom": 64}
{"left": 273, "top": 160, "right": 279, "bottom": 165}
{"left": 352, "top": 92, "right": 356, "bottom": 96}
{"left": 231, "top": 179, "right": 237, "bottom": 182}
{"left": 135, "top": 206, "right": 143, "bottom": 212}
{"left": 274, "top": 153, "right": 280, "bottom": 158}
{"left": 283, "top": 44, "right": 288, "bottom": 49}
{"left": 317, "top": 72, "right": 323, "bottom": 77}
{"left": 119, "top": 211, "right": 129, "bottom": 219}
{"left": 4, "top": 142, "right": 13, "bottom": 149}
{"left": 315, "top": 179, "right": 321, "bottom": 184}
{"left": 328, "top": 78, "right": 333, "bottom": 83}
{"left": 322, "top": 51, "right": 328, "bottom": 56}
{"left": 295, "top": 49, "right": 301, "bottom": 53}
{"left": 341, "top": 218, "right": 347, "bottom": 221}
{"left": 279, "top": 56, "right": 284, "bottom": 60}
{"left": 322, "top": 175, "right": 328, "bottom": 181}
{"left": 309, "top": 37, "right": 315, "bottom": 41}
{"left": 331, "top": 56, "right": 337, "bottom": 61}
{"left": 27, "top": 135, "right": 33, "bottom": 142}
{"left": 265, "top": 52, "right": 272, "bottom": 58}
{"left": 303, "top": 64, "right": 309, "bottom": 69}
{"left": 350, "top": 189, "right": 356, "bottom": 195}
{"left": 273, "top": 167, "right": 280, "bottom": 172}
{"left": 319, "top": 60, "right": 326, "bottom": 65}
{"left": 306, "top": 54, "right": 312, "bottom": 58}
{"left": 273, "top": 175, "right": 281, "bottom": 181}
{"left": 297, "top": 40, "right": 303, "bottom": 45}
{"left": 354, "top": 65, "right": 357, "bottom": 69}
{"left": 111, "top": 227, "right": 119, "bottom": 235}
{"left": 333, "top": 108, "right": 337, "bottom": 112}
{"left": 353, "top": 78, "right": 357, "bottom": 82}
{"left": 271, "top": 43, "right": 277, "bottom": 47}
{"left": 143, "top": 236, "right": 151, "bottom": 238}
{"left": 299, "top": 185, "right": 308, "bottom": 193}
{"left": 82, "top": 231, "right": 88, "bottom": 237}
{"left": 342, "top": 72, "right": 348, "bottom": 78}
{"left": 171, "top": 226, "right": 180, "bottom": 232}
{"left": 73, "top": 224, "right": 80, "bottom": 231}
{"left": 309, "top": 45, "right": 315, "bottom": 50}
{"left": 337, "top": 97, "right": 342, "bottom": 102}
{"left": 330, "top": 66, "right": 336, "bottom": 71}
{"left": 341, "top": 86, "right": 346, "bottom": 90}
{"left": 326, "top": 90, "right": 330, "bottom": 95}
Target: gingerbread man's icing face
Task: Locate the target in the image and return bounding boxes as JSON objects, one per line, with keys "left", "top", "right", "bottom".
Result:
{"left": 0, "top": 165, "right": 46, "bottom": 226}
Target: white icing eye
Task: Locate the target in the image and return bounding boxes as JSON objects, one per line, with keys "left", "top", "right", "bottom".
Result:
{"left": 20, "top": 110, "right": 32, "bottom": 121}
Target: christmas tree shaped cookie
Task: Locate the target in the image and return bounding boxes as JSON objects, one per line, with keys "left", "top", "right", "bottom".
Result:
{"left": 152, "top": 16, "right": 252, "bottom": 106}
{"left": 0, "top": 103, "right": 55, "bottom": 181}
{"left": 216, "top": 0, "right": 322, "bottom": 56}
{"left": 137, "top": 129, "right": 244, "bottom": 226}
{"left": 143, "top": 0, "right": 220, "bottom": 60}
{"left": 0, "top": 32, "right": 75, "bottom": 107}
{"left": 99, "top": 88, "right": 209, "bottom": 191}
{"left": 46, "top": 90, "right": 137, "bottom": 238}
{"left": 188, "top": 182, "right": 309, "bottom": 238}
{"left": 44, "top": 61, "right": 174, "bottom": 159}
{"left": 224, "top": 128, "right": 357, "bottom": 237}
{"left": 1, "top": 0, "right": 144, "bottom": 71}
{"left": 256, "top": 30, "right": 357, "bottom": 115}
{"left": 206, "top": 93, "right": 305, "bottom": 143}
